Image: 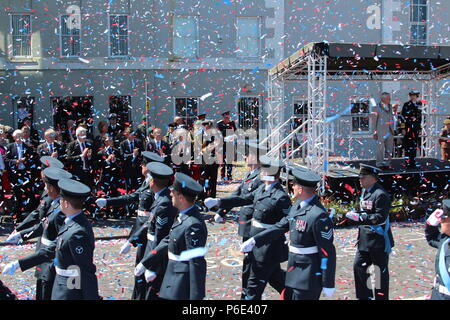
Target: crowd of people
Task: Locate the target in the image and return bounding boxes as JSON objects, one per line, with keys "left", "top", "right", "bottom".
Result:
{"left": 0, "top": 93, "right": 449, "bottom": 302}
{"left": 0, "top": 111, "right": 238, "bottom": 221}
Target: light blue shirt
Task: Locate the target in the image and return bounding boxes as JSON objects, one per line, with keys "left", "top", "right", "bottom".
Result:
{"left": 154, "top": 188, "right": 167, "bottom": 201}
{"left": 300, "top": 195, "right": 316, "bottom": 209}
{"left": 179, "top": 205, "right": 196, "bottom": 216}
{"left": 64, "top": 211, "right": 82, "bottom": 225}
{"left": 264, "top": 181, "right": 279, "bottom": 192}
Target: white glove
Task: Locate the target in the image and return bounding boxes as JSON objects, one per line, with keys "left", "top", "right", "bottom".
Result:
{"left": 134, "top": 262, "right": 145, "bottom": 277}
{"left": 96, "top": 198, "right": 107, "bottom": 208}
{"left": 6, "top": 230, "right": 21, "bottom": 244}
{"left": 119, "top": 242, "right": 132, "bottom": 255}
{"left": 322, "top": 287, "right": 335, "bottom": 298}
{"left": 427, "top": 209, "right": 444, "bottom": 227}
{"left": 204, "top": 198, "right": 220, "bottom": 209}
{"left": 144, "top": 270, "right": 157, "bottom": 283}
{"left": 345, "top": 211, "right": 360, "bottom": 222}
{"left": 240, "top": 237, "right": 256, "bottom": 253}
{"left": 214, "top": 213, "right": 224, "bottom": 223}
{"left": 2, "top": 261, "right": 20, "bottom": 275}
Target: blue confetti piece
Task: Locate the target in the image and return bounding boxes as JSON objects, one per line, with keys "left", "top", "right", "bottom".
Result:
{"left": 182, "top": 181, "right": 186, "bottom": 188}
{"left": 321, "top": 258, "right": 328, "bottom": 270}
{"left": 154, "top": 73, "right": 164, "bottom": 79}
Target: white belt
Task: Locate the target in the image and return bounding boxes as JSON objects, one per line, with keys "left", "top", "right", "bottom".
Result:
{"left": 147, "top": 234, "right": 155, "bottom": 241}
{"left": 289, "top": 245, "right": 319, "bottom": 255}
{"left": 137, "top": 209, "right": 150, "bottom": 217}
{"left": 55, "top": 266, "right": 80, "bottom": 277}
{"left": 40, "top": 237, "right": 52, "bottom": 246}
{"left": 436, "top": 284, "right": 450, "bottom": 296}
{"left": 168, "top": 251, "right": 184, "bottom": 261}
{"left": 251, "top": 219, "right": 274, "bottom": 229}
{"left": 434, "top": 277, "right": 450, "bottom": 296}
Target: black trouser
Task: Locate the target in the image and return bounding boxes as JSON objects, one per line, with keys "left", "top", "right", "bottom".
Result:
{"left": 10, "top": 170, "right": 31, "bottom": 221}
{"left": 245, "top": 254, "right": 286, "bottom": 300}
{"left": 403, "top": 133, "right": 420, "bottom": 167}
{"left": 283, "top": 287, "right": 322, "bottom": 300}
{"left": 240, "top": 237, "right": 252, "bottom": 299}
{"left": 131, "top": 244, "right": 147, "bottom": 300}
{"left": 36, "top": 279, "right": 53, "bottom": 300}
{"left": 220, "top": 149, "right": 233, "bottom": 179}
{"left": 353, "top": 250, "right": 389, "bottom": 300}
{"left": 202, "top": 164, "right": 219, "bottom": 198}
{"left": 144, "top": 269, "right": 165, "bottom": 300}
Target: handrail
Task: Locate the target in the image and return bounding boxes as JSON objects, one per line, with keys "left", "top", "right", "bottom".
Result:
{"left": 259, "top": 117, "right": 295, "bottom": 146}
{"left": 267, "top": 120, "right": 309, "bottom": 157}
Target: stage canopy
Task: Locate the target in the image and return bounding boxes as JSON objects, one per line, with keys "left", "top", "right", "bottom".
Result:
{"left": 269, "top": 42, "right": 450, "bottom": 81}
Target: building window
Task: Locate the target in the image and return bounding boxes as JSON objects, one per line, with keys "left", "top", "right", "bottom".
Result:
{"left": 410, "top": 0, "right": 427, "bottom": 45}
{"left": 10, "top": 14, "right": 32, "bottom": 57}
{"left": 236, "top": 17, "right": 260, "bottom": 58}
{"left": 350, "top": 99, "right": 371, "bottom": 133}
{"left": 292, "top": 99, "right": 308, "bottom": 131}
{"left": 60, "top": 15, "right": 81, "bottom": 57}
{"left": 109, "top": 15, "right": 128, "bottom": 57}
{"left": 173, "top": 16, "right": 198, "bottom": 58}
{"left": 175, "top": 98, "right": 198, "bottom": 127}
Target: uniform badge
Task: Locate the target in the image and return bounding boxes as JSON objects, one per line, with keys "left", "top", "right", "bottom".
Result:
{"left": 296, "top": 219, "right": 307, "bottom": 232}
{"left": 75, "top": 246, "right": 84, "bottom": 254}
{"left": 361, "top": 200, "right": 373, "bottom": 210}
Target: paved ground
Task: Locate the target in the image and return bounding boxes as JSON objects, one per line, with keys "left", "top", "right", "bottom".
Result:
{"left": 0, "top": 179, "right": 438, "bottom": 300}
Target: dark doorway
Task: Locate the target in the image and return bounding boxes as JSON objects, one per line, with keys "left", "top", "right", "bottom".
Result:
{"left": 109, "top": 96, "right": 132, "bottom": 127}
{"left": 52, "top": 96, "right": 94, "bottom": 135}
{"left": 13, "top": 96, "right": 35, "bottom": 129}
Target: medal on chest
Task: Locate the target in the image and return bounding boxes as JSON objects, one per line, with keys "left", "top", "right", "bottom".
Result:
{"left": 361, "top": 200, "right": 373, "bottom": 210}
{"left": 295, "top": 219, "right": 307, "bottom": 232}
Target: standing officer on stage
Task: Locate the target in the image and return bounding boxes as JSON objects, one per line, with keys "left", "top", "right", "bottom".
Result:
{"left": 240, "top": 168, "right": 336, "bottom": 300}
{"left": 2, "top": 167, "right": 73, "bottom": 300}
{"left": 213, "top": 142, "right": 266, "bottom": 299}
{"left": 425, "top": 199, "right": 450, "bottom": 300}
{"left": 401, "top": 90, "right": 422, "bottom": 168}
{"left": 372, "top": 92, "right": 395, "bottom": 168}
{"left": 107, "top": 113, "right": 123, "bottom": 146}
{"left": 205, "top": 156, "right": 292, "bottom": 300}
{"left": 217, "top": 111, "right": 237, "bottom": 181}
{"left": 95, "top": 151, "right": 163, "bottom": 300}
{"left": 346, "top": 164, "right": 394, "bottom": 300}
{"left": 133, "top": 162, "right": 178, "bottom": 300}
{"left": 138, "top": 173, "right": 208, "bottom": 300}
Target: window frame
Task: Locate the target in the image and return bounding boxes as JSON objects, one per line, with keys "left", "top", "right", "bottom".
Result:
{"left": 410, "top": 0, "right": 428, "bottom": 45}
{"left": 174, "top": 97, "right": 199, "bottom": 126}
{"left": 349, "top": 97, "right": 372, "bottom": 135}
{"left": 236, "top": 16, "right": 261, "bottom": 60}
{"left": 59, "top": 14, "right": 82, "bottom": 58}
{"left": 108, "top": 13, "right": 130, "bottom": 58}
{"left": 172, "top": 15, "right": 199, "bottom": 59}
{"left": 10, "top": 13, "right": 33, "bottom": 58}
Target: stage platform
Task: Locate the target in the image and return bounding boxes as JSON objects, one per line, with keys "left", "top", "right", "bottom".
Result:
{"left": 324, "top": 158, "right": 450, "bottom": 201}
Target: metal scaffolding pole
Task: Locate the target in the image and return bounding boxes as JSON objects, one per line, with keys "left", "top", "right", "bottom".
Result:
{"left": 267, "top": 73, "right": 285, "bottom": 159}
{"left": 306, "top": 52, "right": 328, "bottom": 190}
{"left": 421, "top": 78, "right": 439, "bottom": 158}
